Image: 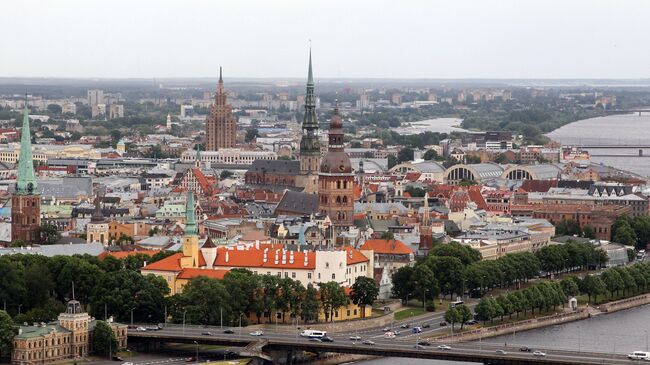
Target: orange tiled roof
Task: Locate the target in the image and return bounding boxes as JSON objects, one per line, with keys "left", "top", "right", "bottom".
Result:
{"left": 177, "top": 268, "right": 229, "bottom": 280}
{"left": 192, "top": 168, "right": 212, "bottom": 194}
{"left": 98, "top": 250, "right": 158, "bottom": 260}
{"left": 213, "top": 247, "right": 317, "bottom": 270}
{"left": 141, "top": 252, "right": 184, "bottom": 272}
{"left": 360, "top": 239, "right": 413, "bottom": 255}
{"left": 345, "top": 246, "right": 370, "bottom": 265}
{"left": 240, "top": 231, "right": 271, "bottom": 242}
{"left": 353, "top": 183, "right": 362, "bottom": 200}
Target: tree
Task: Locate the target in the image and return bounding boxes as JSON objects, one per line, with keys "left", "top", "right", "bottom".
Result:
{"left": 37, "top": 224, "right": 61, "bottom": 245}
{"left": 601, "top": 269, "right": 624, "bottom": 298}
{"left": 429, "top": 241, "right": 481, "bottom": 266}
{"left": 404, "top": 186, "right": 426, "bottom": 198}
{"left": 582, "top": 225, "right": 596, "bottom": 239}
{"left": 614, "top": 223, "right": 637, "bottom": 246}
{"left": 397, "top": 148, "right": 414, "bottom": 163}
{"left": 456, "top": 304, "right": 473, "bottom": 329}
{"left": 381, "top": 231, "right": 395, "bottom": 240}
{"left": 581, "top": 275, "right": 606, "bottom": 304}
{"left": 391, "top": 266, "right": 415, "bottom": 302}
{"left": 318, "top": 282, "right": 347, "bottom": 322}
{"left": 245, "top": 128, "right": 260, "bottom": 143}
{"left": 180, "top": 276, "right": 232, "bottom": 325}
{"left": 301, "top": 284, "right": 319, "bottom": 323}
{"left": 423, "top": 256, "right": 464, "bottom": 300}
{"left": 350, "top": 277, "right": 378, "bottom": 317}
{"left": 47, "top": 104, "right": 62, "bottom": 114}
{"left": 411, "top": 265, "right": 438, "bottom": 309}
{"left": 220, "top": 170, "right": 234, "bottom": 180}
{"left": 444, "top": 307, "right": 461, "bottom": 329}
{"left": 496, "top": 295, "right": 513, "bottom": 320}
{"left": 110, "top": 130, "right": 122, "bottom": 144}
{"left": 0, "top": 311, "right": 15, "bottom": 359}
{"left": 92, "top": 320, "right": 117, "bottom": 357}
{"left": 423, "top": 149, "right": 443, "bottom": 161}
{"left": 560, "top": 277, "right": 580, "bottom": 297}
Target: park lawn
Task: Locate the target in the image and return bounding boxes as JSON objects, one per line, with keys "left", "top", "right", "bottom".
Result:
{"left": 394, "top": 307, "right": 427, "bottom": 321}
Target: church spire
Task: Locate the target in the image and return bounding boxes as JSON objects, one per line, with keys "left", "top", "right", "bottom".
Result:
{"left": 185, "top": 190, "right": 197, "bottom": 236}
{"left": 307, "top": 48, "right": 314, "bottom": 86}
{"left": 302, "top": 48, "right": 318, "bottom": 130}
{"left": 195, "top": 144, "right": 201, "bottom": 168}
{"left": 219, "top": 66, "right": 223, "bottom": 82}
{"left": 16, "top": 100, "right": 37, "bottom": 195}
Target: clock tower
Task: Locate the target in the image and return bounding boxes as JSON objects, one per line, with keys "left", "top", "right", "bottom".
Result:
{"left": 318, "top": 102, "right": 353, "bottom": 228}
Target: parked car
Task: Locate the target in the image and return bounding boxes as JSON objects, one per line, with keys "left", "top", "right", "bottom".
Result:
{"left": 533, "top": 350, "right": 546, "bottom": 357}
{"left": 249, "top": 330, "right": 264, "bottom": 336}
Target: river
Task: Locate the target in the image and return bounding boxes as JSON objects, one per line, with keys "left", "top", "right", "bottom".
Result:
{"left": 393, "top": 117, "right": 467, "bottom": 135}
{"left": 355, "top": 304, "right": 650, "bottom": 364}
{"left": 546, "top": 113, "right": 650, "bottom": 177}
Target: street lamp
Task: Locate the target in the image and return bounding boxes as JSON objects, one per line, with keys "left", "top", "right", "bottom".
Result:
{"left": 183, "top": 310, "right": 188, "bottom": 334}
{"left": 129, "top": 307, "right": 136, "bottom": 327}
{"left": 405, "top": 293, "right": 411, "bottom": 306}
{"left": 18, "top": 304, "right": 22, "bottom": 316}
{"left": 193, "top": 341, "right": 198, "bottom": 364}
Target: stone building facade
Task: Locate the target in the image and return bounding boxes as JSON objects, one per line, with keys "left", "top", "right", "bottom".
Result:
{"left": 205, "top": 68, "right": 236, "bottom": 151}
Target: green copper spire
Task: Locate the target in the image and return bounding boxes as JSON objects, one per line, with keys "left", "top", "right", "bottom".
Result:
{"left": 185, "top": 190, "right": 197, "bottom": 236}
{"left": 16, "top": 104, "right": 37, "bottom": 195}
{"left": 300, "top": 47, "right": 320, "bottom": 156}
{"left": 307, "top": 48, "right": 314, "bottom": 86}
{"left": 195, "top": 144, "right": 201, "bottom": 167}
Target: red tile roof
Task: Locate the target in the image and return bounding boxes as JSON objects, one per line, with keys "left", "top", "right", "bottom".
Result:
{"left": 467, "top": 186, "right": 488, "bottom": 210}
{"left": 192, "top": 168, "right": 212, "bottom": 195}
{"left": 213, "top": 247, "right": 317, "bottom": 270}
{"left": 141, "top": 252, "right": 184, "bottom": 272}
{"left": 345, "top": 246, "right": 370, "bottom": 265}
{"left": 360, "top": 239, "right": 413, "bottom": 255}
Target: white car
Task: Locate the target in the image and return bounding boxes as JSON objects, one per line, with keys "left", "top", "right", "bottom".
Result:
{"left": 384, "top": 331, "right": 396, "bottom": 339}
{"left": 628, "top": 351, "right": 650, "bottom": 360}
{"left": 438, "top": 345, "right": 452, "bottom": 350}
{"left": 382, "top": 327, "right": 390, "bottom": 332}
{"left": 122, "top": 363, "right": 133, "bottom": 365}
{"left": 249, "top": 330, "right": 264, "bottom": 336}
{"left": 136, "top": 327, "right": 146, "bottom": 332}
{"left": 349, "top": 335, "right": 362, "bottom": 341}
{"left": 533, "top": 350, "right": 546, "bottom": 357}
{"left": 362, "top": 339, "right": 376, "bottom": 345}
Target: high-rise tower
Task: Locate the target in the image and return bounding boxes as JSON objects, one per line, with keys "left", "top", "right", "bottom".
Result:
{"left": 205, "top": 67, "right": 236, "bottom": 150}
{"left": 299, "top": 49, "right": 321, "bottom": 193}
{"left": 11, "top": 104, "right": 40, "bottom": 243}
{"left": 318, "top": 102, "right": 354, "bottom": 228}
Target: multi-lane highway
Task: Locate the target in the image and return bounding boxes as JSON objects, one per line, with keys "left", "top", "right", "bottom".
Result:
{"left": 129, "top": 324, "right": 647, "bottom": 364}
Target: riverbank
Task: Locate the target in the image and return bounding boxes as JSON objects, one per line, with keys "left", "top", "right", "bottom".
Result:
{"left": 431, "top": 293, "right": 650, "bottom": 344}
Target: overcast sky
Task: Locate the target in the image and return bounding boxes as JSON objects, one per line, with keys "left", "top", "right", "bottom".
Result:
{"left": 1, "top": 0, "right": 649, "bottom": 79}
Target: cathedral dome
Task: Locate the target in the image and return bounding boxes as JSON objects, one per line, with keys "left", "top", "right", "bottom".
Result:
{"left": 320, "top": 151, "right": 352, "bottom": 174}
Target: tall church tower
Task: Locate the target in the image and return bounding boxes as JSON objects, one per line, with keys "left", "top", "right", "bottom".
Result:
{"left": 205, "top": 67, "right": 236, "bottom": 151}
{"left": 180, "top": 190, "right": 199, "bottom": 268}
{"left": 299, "top": 49, "right": 321, "bottom": 193}
{"left": 86, "top": 194, "right": 109, "bottom": 245}
{"left": 318, "top": 103, "right": 354, "bottom": 228}
{"left": 419, "top": 192, "right": 434, "bottom": 252}
{"left": 11, "top": 104, "right": 40, "bottom": 243}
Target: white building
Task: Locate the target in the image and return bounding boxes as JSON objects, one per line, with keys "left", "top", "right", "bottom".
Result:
{"left": 181, "top": 148, "right": 277, "bottom": 166}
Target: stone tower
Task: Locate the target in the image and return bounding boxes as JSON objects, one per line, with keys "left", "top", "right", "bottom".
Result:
{"left": 205, "top": 67, "right": 236, "bottom": 151}
{"left": 318, "top": 103, "right": 354, "bottom": 228}
{"left": 11, "top": 104, "right": 40, "bottom": 243}
{"left": 86, "top": 194, "right": 108, "bottom": 245}
{"left": 419, "top": 192, "right": 434, "bottom": 252}
{"left": 299, "top": 49, "right": 321, "bottom": 193}
{"left": 180, "top": 190, "right": 199, "bottom": 268}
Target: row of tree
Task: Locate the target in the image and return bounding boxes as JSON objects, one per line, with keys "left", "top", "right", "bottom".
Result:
{"left": 391, "top": 241, "right": 608, "bottom": 305}
{"left": 475, "top": 261, "right": 650, "bottom": 325}
{"left": 167, "top": 269, "right": 378, "bottom": 326}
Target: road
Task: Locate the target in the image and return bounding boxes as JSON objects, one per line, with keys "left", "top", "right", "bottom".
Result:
{"left": 130, "top": 324, "right": 648, "bottom": 364}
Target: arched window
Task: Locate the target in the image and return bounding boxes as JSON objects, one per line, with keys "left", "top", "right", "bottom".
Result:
{"left": 336, "top": 196, "right": 341, "bottom": 204}
{"left": 342, "top": 196, "right": 348, "bottom": 204}
{"left": 337, "top": 181, "right": 341, "bottom": 189}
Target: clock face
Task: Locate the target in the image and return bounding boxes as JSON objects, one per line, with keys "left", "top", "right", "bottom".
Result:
{"left": 339, "top": 164, "right": 346, "bottom": 172}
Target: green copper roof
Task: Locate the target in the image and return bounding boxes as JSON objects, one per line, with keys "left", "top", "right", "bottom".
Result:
{"left": 195, "top": 144, "right": 201, "bottom": 162}
{"left": 307, "top": 48, "right": 314, "bottom": 86}
{"left": 185, "top": 191, "right": 197, "bottom": 236}
{"left": 16, "top": 106, "right": 37, "bottom": 195}
{"left": 300, "top": 48, "right": 320, "bottom": 155}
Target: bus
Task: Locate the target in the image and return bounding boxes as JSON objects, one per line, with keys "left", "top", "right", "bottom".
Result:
{"left": 450, "top": 300, "right": 464, "bottom": 308}
{"left": 300, "top": 330, "right": 327, "bottom": 338}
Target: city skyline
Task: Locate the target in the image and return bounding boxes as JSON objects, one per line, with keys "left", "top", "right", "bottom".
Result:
{"left": 2, "top": 0, "right": 650, "bottom": 79}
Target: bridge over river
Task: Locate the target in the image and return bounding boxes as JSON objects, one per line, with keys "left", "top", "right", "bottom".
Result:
{"left": 128, "top": 324, "right": 639, "bottom": 365}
